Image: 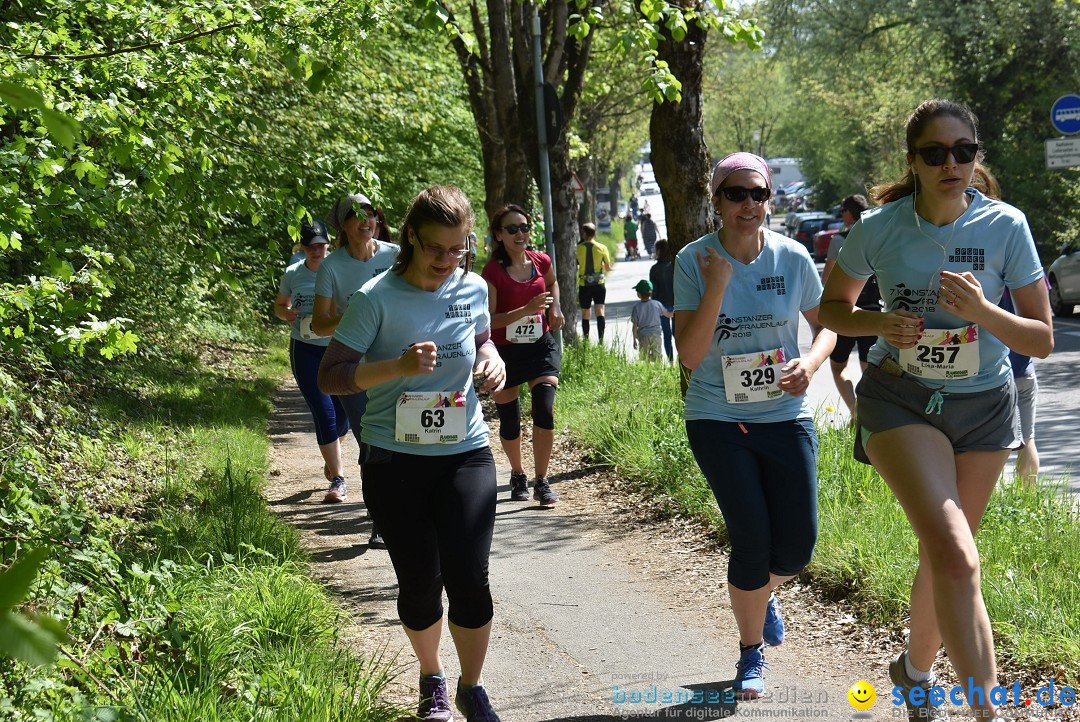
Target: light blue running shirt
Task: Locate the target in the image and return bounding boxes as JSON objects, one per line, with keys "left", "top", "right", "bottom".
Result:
{"left": 314, "top": 241, "right": 399, "bottom": 312}
{"left": 277, "top": 260, "right": 329, "bottom": 346}
{"left": 837, "top": 189, "right": 1043, "bottom": 392}
{"left": 333, "top": 268, "right": 492, "bottom": 455}
{"left": 675, "top": 229, "right": 823, "bottom": 423}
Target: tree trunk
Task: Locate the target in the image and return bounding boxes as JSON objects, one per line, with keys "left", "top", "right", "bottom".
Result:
{"left": 448, "top": 1, "right": 537, "bottom": 222}
{"left": 549, "top": 142, "right": 580, "bottom": 343}
{"left": 649, "top": 4, "right": 714, "bottom": 393}
{"left": 650, "top": 16, "right": 714, "bottom": 262}
{"left": 577, "top": 160, "right": 594, "bottom": 227}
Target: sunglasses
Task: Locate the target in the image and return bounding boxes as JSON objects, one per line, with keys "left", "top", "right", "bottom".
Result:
{"left": 720, "top": 186, "right": 771, "bottom": 203}
{"left": 914, "top": 143, "right": 980, "bottom": 166}
{"left": 502, "top": 223, "right": 531, "bottom": 235}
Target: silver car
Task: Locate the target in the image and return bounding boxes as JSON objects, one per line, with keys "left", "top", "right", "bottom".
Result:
{"left": 1048, "top": 239, "right": 1080, "bottom": 317}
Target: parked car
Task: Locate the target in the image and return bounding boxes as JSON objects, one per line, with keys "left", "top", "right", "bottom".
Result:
{"left": 812, "top": 220, "right": 847, "bottom": 262}
{"left": 784, "top": 210, "right": 831, "bottom": 237}
{"left": 792, "top": 216, "right": 834, "bottom": 255}
{"left": 1048, "top": 238, "right": 1080, "bottom": 317}
{"left": 640, "top": 181, "right": 661, "bottom": 196}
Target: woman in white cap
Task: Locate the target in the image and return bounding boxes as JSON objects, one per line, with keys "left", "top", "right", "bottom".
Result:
{"left": 674, "top": 152, "right": 835, "bottom": 699}
{"left": 274, "top": 220, "right": 352, "bottom": 489}
{"left": 311, "top": 193, "right": 398, "bottom": 549}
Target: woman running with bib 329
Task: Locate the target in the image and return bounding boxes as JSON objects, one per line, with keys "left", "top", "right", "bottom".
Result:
{"left": 674, "top": 152, "right": 835, "bottom": 700}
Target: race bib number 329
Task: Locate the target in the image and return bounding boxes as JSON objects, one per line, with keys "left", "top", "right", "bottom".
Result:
{"left": 722, "top": 347, "right": 786, "bottom": 404}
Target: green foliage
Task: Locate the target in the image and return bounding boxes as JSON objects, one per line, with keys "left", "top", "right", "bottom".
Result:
{"left": 0, "top": 318, "right": 402, "bottom": 719}
{"left": 0, "top": 548, "right": 69, "bottom": 666}
{"left": 756, "top": 0, "right": 1080, "bottom": 252}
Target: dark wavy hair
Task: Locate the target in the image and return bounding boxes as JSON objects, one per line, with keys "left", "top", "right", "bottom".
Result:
{"left": 392, "top": 185, "right": 476, "bottom": 275}
{"left": 871, "top": 99, "right": 1000, "bottom": 204}
{"left": 489, "top": 204, "right": 531, "bottom": 267}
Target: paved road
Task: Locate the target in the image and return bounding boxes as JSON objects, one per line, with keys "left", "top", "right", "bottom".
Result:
{"left": 598, "top": 225, "right": 1076, "bottom": 492}
{"left": 267, "top": 384, "right": 890, "bottom": 722}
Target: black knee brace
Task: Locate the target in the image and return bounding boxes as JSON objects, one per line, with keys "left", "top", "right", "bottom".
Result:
{"left": 495, "top": 398, "right": 521, "bottom": 440}
{"left": 530, "top": 382, "right": 557, "bottom": 430}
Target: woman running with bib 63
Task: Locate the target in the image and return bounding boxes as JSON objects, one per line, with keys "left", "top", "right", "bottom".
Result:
{"left": 819, "top": 99, "right": 1052, "bottom": 722}
{"left": 318, "top": 185, "right": 507, "bottom": 722}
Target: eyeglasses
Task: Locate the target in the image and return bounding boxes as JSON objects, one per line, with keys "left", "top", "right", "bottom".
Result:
{"left": 720, "top": 186, "right": 771, "bottom": 203}
{"left": 914, "top": 143, "right": 980, "bottom": 166}
{"left": 502, "top": 223, "right": 530, "bottom": 235}
{"left": 421, "top": 243, "right": 468, "bottom": 260}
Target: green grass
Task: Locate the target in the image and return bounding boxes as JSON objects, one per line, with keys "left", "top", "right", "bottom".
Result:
{"left": 557, "top": 341, "right": 1080, "bottom": 681}
{"left": 1, "top": 322, "right": 402, "bottom": 721}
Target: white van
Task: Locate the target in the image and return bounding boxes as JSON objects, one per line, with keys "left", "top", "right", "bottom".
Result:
{"left": 767, "top": 158, "right": 804, "bottom": 188}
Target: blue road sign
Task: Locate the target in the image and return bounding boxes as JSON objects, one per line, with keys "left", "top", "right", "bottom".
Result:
{"left": 1051, "top": 95, "right": 1080, "bottom": 135}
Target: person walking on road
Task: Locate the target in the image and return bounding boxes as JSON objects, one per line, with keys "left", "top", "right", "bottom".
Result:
{"left": 821, "top": 194, "right": 878, "bottom": 419}
{"left": 623, "top": 213, "right": 640, "bottom": 260}
{"left": 649, "top": 239, "right": 675, "bottom": 363}
{"left": 577, "top": 222, "right": 612, "bottom": 343}
{"left": 675, "top": 152, "right": 835, "bottom": 700}
{"left": 482, "top": 204, "right": 564, "bottom": 505}
{"left": 318, "top": 185, "right": 508, "bottom": 722}
{"left": 631, "top": 279, "right": 670, "bottom": 362}
{"left": 274, "top": 220, "right": 352, "bottom": 494}
{"left": 1000, "top": 284, "right": 1045, "bottom": 484}
{"left": 819, "top": 99, "right": 1053, "bottom": 722}
{"left": 312, "top": 192, "right": 398, "bottom": 548}
{"left": 640, "top": 213, "right": 659, "bottom": 259}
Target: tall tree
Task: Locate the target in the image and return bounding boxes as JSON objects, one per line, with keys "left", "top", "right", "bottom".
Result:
{"left": 427, "top": 0, "right": 599, "bottom": 339}
{"left": 639, "top": 2, "right": 763, "bottom": 258}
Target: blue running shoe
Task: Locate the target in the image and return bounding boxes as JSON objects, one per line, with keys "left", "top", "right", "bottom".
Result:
{"left": 733, "top": 645, "right": 768, "bottom": 699}
{"left": 323, "top": 476, "right": 347, "bottom": 503}
{"left": 456, "top": 681, "right": 501, "bottom": 721}
{"left": 763, "top": 594, "right": 784, "bottom": 646}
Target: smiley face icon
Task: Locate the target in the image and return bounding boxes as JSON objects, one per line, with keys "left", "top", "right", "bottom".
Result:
{"left": 847, "top": 680, "right": 876, "bottom": 711}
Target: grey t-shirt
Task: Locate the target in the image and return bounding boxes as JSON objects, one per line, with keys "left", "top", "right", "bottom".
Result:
{"left": 631, "top": 298, "right": 666, "bottom": 335}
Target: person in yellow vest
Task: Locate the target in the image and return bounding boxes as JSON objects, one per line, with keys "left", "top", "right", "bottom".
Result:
{"left": 576, "top": 222, "right": 612, "bottom": 342}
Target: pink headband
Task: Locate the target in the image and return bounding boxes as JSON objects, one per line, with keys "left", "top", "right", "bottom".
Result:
{"left": 709, "top": 152, "right": 772, "bottom": 197}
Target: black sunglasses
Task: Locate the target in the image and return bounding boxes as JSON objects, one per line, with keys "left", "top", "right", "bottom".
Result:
{"left": 502, "top": 223, "right": 530, "bottom": 235}
{"left": 914, "top": 143, "right": 980, "bottom": 166}
{"left": 720, "top": 186, "right": 771, "bottom": 203}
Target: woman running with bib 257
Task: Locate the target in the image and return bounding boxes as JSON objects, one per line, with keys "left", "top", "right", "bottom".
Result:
{"left": 819, "top": 99, "right": 1052, "bottom": 722}
{"left": 674, "top": 152, "right": 835, "bottom": 700}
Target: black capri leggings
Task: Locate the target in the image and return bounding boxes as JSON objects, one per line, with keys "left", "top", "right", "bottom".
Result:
{"left": 686, "top": 418, "right": 818, "bottom": 591}
{"left": 361, "top": 444, "right": 496, "bottom": 630}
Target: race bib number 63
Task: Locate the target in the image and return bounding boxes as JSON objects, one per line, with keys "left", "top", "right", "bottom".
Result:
{"left": 395, "top": 391, "right": 467, "bottom": 444}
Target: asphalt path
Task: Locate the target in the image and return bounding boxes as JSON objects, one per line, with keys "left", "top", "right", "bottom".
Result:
{"left": 599, "top": 223, "right": 1076, "bottom": 492}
